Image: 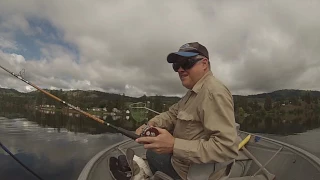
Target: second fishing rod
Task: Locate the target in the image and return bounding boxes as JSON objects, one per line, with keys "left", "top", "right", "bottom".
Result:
{"left": 0, "top": 64, "right": 159, "bottom": 139}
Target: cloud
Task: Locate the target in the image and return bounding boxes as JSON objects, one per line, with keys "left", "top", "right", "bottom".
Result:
{"left": 0, "top": 35, "right": 17, "bottom": 50}
{"left": 1, "top": 0, "right": 320, "bottom": 97}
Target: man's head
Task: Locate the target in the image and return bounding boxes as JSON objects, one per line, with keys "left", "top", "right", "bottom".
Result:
{"left": 167, "top": 42, "right": 211, "bottom": 89}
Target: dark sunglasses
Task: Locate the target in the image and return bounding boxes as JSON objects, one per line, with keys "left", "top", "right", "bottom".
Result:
{"left": 172, "top": 58, "right": 203, "bottom": 72}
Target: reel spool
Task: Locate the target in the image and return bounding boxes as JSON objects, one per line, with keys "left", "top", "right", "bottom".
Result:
{"left": 140, "top": 125, "right": 159, "bottom": 137}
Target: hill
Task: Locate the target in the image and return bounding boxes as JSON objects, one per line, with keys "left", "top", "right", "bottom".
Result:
{"left": 0, "top": 88, "right": 22, "bottom": 96}
{"left": 1, "top": 88, "right": 320, "bottom": 135}
{"left": 248, "top": 89, "right": 320, "bottom": 100}
{"left": 1, "top": 88, "right": 319, "bottom": 108}
{"left": 0, "top": 88, "right": 181, "bottom": 112}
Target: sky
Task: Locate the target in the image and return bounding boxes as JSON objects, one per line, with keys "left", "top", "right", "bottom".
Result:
{"left": 0, "top": 0, "right": 320, "bottom": 98}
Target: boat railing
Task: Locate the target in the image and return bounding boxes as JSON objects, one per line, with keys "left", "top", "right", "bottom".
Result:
{"left": 240, "top": 130, "right": 320, "bottom": 171}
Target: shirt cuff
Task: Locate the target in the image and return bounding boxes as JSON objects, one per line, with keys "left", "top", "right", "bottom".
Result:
{"left": 149, "top": 118, "right": 163, "bottom": 128}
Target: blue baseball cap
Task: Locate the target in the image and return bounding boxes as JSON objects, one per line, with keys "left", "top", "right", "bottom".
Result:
{"left": 167, "top": 42, "right": 209, "bottom": 63}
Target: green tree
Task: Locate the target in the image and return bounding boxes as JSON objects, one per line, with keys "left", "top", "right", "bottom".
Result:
{"left": 140, "top": 94, "right": 147, "bottom": 103}
{"left": 36, "top": 92, "right": 43, "bottom": 106}
{"left": 265, "top": 115, "right": 273, "bottom": 131}
{"left": 289, "top": 96, "right": 299, "bottom": 105}
{"left": 238, "top": 107, "right": 245, "bottom": 117}
{"left": 153, "top": 96, "right": 163, "bottom": 113}
{"left": 264, "top": 95, "right": 272, "bottom": 111}
{"left": 115, "top": 93, "right": 125, "bottom": 110}
{"left": 305, "top": 92, "right": 311, "bottom": 104}
{"left": 314, "top": 97, "right": 318, "bottom": 104}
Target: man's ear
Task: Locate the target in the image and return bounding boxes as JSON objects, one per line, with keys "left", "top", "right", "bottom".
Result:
{"left": 202, "top": 58, "right": 209, "bottom": 69}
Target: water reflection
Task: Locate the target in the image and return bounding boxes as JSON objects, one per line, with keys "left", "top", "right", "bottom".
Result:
{"left": 0, "top": 106, "right": 144, "bottom": 180}
{"left": 2, "top": 104, "right": 320, "bottom": 136}
{"left": 0, "top": 106, "right": 144, "bottom": 135}
{"left": 237, "top": 113, "right": 320, "bottom": 135}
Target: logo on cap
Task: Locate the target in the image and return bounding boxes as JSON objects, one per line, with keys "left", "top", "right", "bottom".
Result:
{"left": 180, "top": 43, "right": 190, "bottom": 49}
{"left": 179, "top": 43, "right": 197, "bottom": 51}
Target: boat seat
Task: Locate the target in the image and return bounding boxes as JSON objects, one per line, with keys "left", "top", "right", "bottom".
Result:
{"left": 229, "top": 174, "right": 267, "bottom": 180}
{"left": 149, "top": 171, "right": 174, "bottom": 180}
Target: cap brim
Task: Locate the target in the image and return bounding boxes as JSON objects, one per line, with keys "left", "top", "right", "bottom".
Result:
{"left": 167, "top": 52, "right": 199, "bottom": 63}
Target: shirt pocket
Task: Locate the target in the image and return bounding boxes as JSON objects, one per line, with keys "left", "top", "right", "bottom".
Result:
{"left": 177, "top": 111, "right": 194, "bottom": 121}
{"left": 176, "top": 111, "right": 202, "bottom": 138}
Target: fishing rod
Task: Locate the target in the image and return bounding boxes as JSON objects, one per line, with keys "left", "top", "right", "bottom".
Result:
{"left": 0, "top": 141, "right": 44, "bottom": 180}
{"left": 0, "top": 64, "right": 156, "bottom": 140}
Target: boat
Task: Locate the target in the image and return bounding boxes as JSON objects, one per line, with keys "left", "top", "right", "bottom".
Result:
{"left": 78, "top": 104, "right": 320, "bottom": 180}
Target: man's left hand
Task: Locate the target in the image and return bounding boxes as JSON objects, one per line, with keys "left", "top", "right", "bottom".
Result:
{"left": 136, "top": 127, "right": 174, "bottom": 154}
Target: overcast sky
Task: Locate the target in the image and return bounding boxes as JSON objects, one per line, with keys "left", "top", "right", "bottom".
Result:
{"left": 0, "top": 0, "right": 320, "bottom": 97}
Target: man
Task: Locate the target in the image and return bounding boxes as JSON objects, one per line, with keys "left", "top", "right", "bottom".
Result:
{"left": 135, "top": 42, "right": 239, "bottom": 180}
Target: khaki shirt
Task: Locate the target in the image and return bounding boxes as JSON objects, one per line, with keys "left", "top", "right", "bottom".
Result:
{"left": 149, "top": 71, "right": 239, "bottom": 180}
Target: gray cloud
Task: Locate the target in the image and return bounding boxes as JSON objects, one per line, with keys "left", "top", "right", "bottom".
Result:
{"left": 0, "top": 35, "right": 17, "bottom": 50}
{"left": 1, "top": 0, "right": 320, "bottom": 97}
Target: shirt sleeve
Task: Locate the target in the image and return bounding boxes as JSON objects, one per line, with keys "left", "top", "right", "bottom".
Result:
{"left": 173, "top": 89, "right": 239, "bottom": 163}
{"left": 148, "top": 102, "right": 179, "bottom": 132}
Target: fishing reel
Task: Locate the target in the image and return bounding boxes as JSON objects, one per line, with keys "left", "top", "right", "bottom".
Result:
{"left": 140, "top": 125, "right": 159, "bottom": 137}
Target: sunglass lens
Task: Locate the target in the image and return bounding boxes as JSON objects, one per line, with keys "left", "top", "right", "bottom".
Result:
{"left": 172, "top": 63, "right": 180, "bottom": 72}
{"left": 172, "top": 58, "right": 202, "bottom": 72}
{"left": 183, "top": 61, "right": 192, "bottom": 69}
{"left": 172, "top": 60, "right": 193, "bottom": 72}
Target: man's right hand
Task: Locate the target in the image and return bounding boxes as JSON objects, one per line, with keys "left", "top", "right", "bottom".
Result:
{"left": 135, "top": 121, "right": 155, "bottom": 135}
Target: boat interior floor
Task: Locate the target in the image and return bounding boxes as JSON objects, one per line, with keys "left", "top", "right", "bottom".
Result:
{"left": 229, "top": 175, "right": 267, "bottom": 180}
{"left": 115, "top": 140, "right": 272, "bottom": 180}
{"left": 148, "top": 170, "right": 269, "bottom": 180}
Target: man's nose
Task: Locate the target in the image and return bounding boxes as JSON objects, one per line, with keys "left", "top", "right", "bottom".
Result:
{"left": 177, "top": 67, "right": 185, "bottom": 72}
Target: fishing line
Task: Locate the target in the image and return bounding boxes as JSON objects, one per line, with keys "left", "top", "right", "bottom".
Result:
{"left": 0, "top": 141, "right": 44, "bottom": 180}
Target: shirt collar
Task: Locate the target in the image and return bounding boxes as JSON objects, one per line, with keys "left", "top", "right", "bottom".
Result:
{"left": 191, "top": 71, "right": 213, "bottom": 94}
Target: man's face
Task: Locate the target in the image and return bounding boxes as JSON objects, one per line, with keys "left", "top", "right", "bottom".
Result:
{"left": 173, "top": 57, "right": 208, "bottom": 89}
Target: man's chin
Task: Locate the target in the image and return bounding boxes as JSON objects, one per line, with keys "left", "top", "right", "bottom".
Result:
{"left": 181, "top": 81, "right": 192, "bottom": 89}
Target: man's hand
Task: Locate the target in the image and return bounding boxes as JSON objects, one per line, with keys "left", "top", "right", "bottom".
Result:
{"left": 135, "top": 121, "right": 155, "bottom": 135}
{"left": 136, "top": 127, "right": 175, "bottom": 154}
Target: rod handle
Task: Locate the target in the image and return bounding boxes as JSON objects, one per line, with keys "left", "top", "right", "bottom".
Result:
{"left": 117, "top": 127, "right": 140, "bottom": 140}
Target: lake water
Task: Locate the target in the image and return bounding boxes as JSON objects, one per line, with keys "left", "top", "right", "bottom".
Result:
{"left": 0, "top": 107, "right": 136, "bottom": 180}
{"left": 262, "top": 128, "right": 320, "bottom": 158}
{"left": 1, "top": 107, "right": 320, "bottom": 180}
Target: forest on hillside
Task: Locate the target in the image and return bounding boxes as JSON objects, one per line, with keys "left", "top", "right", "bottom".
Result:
{"left": 234, "top": 91, "right": 320, "bottom": 134}
{"left": 1, "top": 88, "right": 320, "bottom": 135}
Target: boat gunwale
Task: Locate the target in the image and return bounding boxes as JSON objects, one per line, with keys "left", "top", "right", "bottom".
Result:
{"left": 77, "top": 131, "right": 320, "bottom": 179}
